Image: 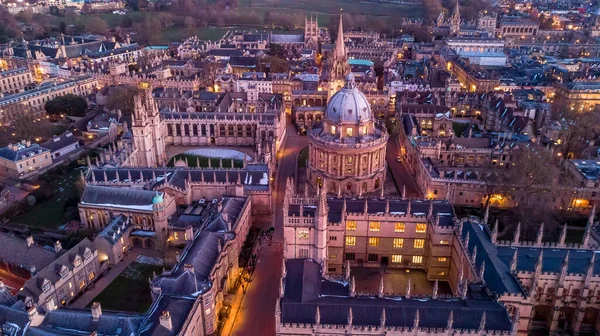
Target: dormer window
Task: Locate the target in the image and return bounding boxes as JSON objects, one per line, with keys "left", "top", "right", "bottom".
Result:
{"left": 84, "top": 249, "right": 92, "bottom": 260}
{"left": 73, "top": 256, "right": 82, "bottom": 267}
{"left": 330, "top": 125, "right": 336, "bottom": 134}
{"left": 59, "top": 266, "right": 68, "bottom": 279}
{"left": 42, "top": 280, "right": 51, "bottom": 293}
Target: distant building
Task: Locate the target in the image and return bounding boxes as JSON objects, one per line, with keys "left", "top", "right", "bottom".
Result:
{"left": 93, "top": 214, "right": 133, "bottom": 265}
{"left": 0, "top": 141, "right": 52, "bottom": 178}
{"left": 40, "top": 132, "right": 80, "bottom": 160}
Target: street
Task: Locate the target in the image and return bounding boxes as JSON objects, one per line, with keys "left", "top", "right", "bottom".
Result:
{"left": 227, "top": 120, "right": 307, "bottom": 336}
{"left": 386, "top": 132, "right": 422, "bottom": 198}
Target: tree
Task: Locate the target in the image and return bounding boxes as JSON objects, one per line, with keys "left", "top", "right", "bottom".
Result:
{"left": 11, "top": 110, "right": 42, "bottom": 142}
{"left": 85, "top": 17, "right": 109, "bottom": 35}
{"left": 45, "top": 94, "right": 88, "bottom": 118}
{"left": 105, "top": 85, "right": 140, "bottom": 116}
{"left": 551, "top": 99, "right": 600, "bottom": 159}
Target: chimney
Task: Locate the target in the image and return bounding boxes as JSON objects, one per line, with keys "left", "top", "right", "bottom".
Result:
{"left": 91, "top": 302, "right": 102, "bottom": 321}
{"left": 160, "top": 311, "right": 173, "bottom": 330}
{"left": 26, "top": 235, "right": 34, "bottom": 247}
{"left": 54, "top": 240, "right": 62, "bottom": 253}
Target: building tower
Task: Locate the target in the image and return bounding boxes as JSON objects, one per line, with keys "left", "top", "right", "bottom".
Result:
{"left": 450, "top": 0, "right": 461, "bottom": 35}
{"left": 314, "top": 182, "right": 329, "bottom": 265}
{"left": 131, "top": 83, "right": 167, "bottom": 167}
{"left": 437, "top": 11, "right": 445, "bottom": 27}
{"left": 477, "top": 12, "right": 497, "bottom": 37}
{"left": 304, "top": 13, "right": 319, "bottom": 49}
{"left": 328, "top": 14, "right": 351, "bottom": 99}
{"left": 308, "top": 74, "right": 388, "bottom": 196}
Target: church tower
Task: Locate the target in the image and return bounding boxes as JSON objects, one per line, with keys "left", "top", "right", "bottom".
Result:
{"left": 131, "top": 83, "right": 166, "bottom": 167}
{"left": 450, "top": 0, "right": 461, "bottom": 35}
{"left": 304, "top": 13, "right": 319, "bottom": 49}
{"left": 328, "top": 14, "right": 351, "bottom": 99}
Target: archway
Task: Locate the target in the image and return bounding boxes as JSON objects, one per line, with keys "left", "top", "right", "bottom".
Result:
{"left": 531, "top": 305, "right": 552, "bottom": 331}
{"left": 132, "top": 238, "right": 143, "bottom": 248}
{"left": 380, "top": 256, "right": 389, "bottom": 268}
{"left": 346, "top": 183, "right": 352, "bottom": 191}
{"left": 375, "top": 178, "right": 381, "bottom": 189}
{"left": 146, "top": 239, "right": 157, "bottom": 249}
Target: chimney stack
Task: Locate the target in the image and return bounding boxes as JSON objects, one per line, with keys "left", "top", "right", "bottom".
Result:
{"left": 160, "top": 311, "right": 173, "bottom": 330}
{"left": 54, "top": 241, "right": 62, "bottom": 253}
{"left": 91, "top": 302, "right": 102, "bottom": 321}
{"left": 26, "top": 235, "right": 34, "bottom": 247}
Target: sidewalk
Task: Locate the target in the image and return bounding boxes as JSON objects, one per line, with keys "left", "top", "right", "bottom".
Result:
{"left": 69, "top": 248, "right": 161, "bottom": 309}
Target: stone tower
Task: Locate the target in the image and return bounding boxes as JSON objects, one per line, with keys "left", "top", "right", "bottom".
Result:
{"left": 328, "top": 14, "right": 351, "bottom": 99}
{"left": 304, "top": 13, "right": 319, "bottom": 49}
{"left": 450, "top": 0, "right": 461, "bottom": 35}
{"left": 131, "top": 83, "right": 166, "bottom": 167}
{"left": 314, "top": 182, "right": 329, "bottom": 265}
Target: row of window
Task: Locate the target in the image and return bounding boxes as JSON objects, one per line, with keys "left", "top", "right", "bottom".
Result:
{"left": 346, "top": 221, "right": 427, "bottom": 233}
{"left": 339, "top": 254, "right": 448, "bottom": 264}
{"left": 346, "top": 236, "right": 426, "bottom": 248}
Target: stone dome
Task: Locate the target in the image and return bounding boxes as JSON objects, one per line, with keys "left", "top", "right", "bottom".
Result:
{"left": 325, "top": 74, "right": 372, "bottom": 124}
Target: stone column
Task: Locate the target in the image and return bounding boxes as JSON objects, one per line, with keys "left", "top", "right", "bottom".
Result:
{"left": 549, "top": 306, "right": 561, "bottom": 334}
{"left": 572, "top": 307, "right": 585, "bottom": 335}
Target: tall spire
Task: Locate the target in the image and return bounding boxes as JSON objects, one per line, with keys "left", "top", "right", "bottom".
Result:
{"left": 334, "top": 13, "right": 346, "bottom": 60}
{"left": 317, "top": 180, "right": 329, "bottom": 216}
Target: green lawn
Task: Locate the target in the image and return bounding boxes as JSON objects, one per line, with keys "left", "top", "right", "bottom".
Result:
{"left": 12, "top": 169, "right": 82, "bottom": 229}
{"left": 237, "top": 0, "right": 422, "bottom": 19}
{"left": 168, "top": 154, "right": 243, "bottom": 168}
{"left": 88, "top": 261, "right": 164, "bottom": 313}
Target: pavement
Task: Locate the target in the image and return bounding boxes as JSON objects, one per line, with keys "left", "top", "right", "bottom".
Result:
{"left": 69, "top": 248, "right": 162, "bottom": 309}
{"left": 226, "top": 120, "right": 307, "bottom": 336}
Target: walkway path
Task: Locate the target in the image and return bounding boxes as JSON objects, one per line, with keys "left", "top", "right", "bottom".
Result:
{"left": 386, "top": 132, "right": 422, "bottom": 198}
{"left": 226, "top": 119, "right": 307, "bottom": 335}
{"left": 69, "top": 248, "right": 162, "bottom": 309}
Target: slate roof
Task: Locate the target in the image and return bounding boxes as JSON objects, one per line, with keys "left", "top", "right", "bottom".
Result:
{"left": 27, "top": 309, "right": 144, "bottom": 336}
{"left": 153, "top": 196, "right": 248, "bottom": 296}
{"left": 0, "top": 144, "right": 49, "bottom": 162}
{"left": 80, "top": 185, "right": 159, "bottom": 210}
{"left": 280, "top": 259, "right": 513, "bottom": 331}
{"left": 141, "top": 295, "right": 196, "bottom": 336}
{"left": 288, "top": 198, "right": 454, "bottom": 226}
{"left": 229, "top": 56, "right": 257, "bottom": 68}
{"left": 98, "top": 215, "right": 131, "bottom": 245}
{"left": 0, "top": 232, "right": 57, "bottom": 273}
{"left": 0, "top": 303, "right": 29, "bottom": 336}
{"left": 86, "top": 166, "right": 271, "bottom": 192}
{"left": 40, "top": 132, "right": 78, "bottom": 153}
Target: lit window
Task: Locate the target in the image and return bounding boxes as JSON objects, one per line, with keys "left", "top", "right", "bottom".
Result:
{"left": 395, "top": 223, "right": 405, "bottom": 232}
{"left": 331, "top": 125, "right": 336, "bottom": 134}
{"left": 438, "top": 257, "right": 447, "bottom": 262}
{"left": 440, "top": 240, "right": 449, "bottom": 245}
{"left": 368, "top": 237, "right": 379, "bottom": 247}
{"left": 329, "top": 254, "right": 337, "bottom": 260}
{"left": 392, "top": 255, "right": 402, "bottom": 263}
{"left": 346, "top": 127, "right": 353, "bottom": 137}
{"left": 346, "top": 236, "right": 356, "bottom": 246}
{"left": 347, "top": 156, "right": 353, "bottom": 163}
{"left": 205, "top": 308, "right": 211, "bottom": 315}
{"left": 416, "top": 223, "right": 427, "bottom": 233}
{"left": 437, "top": 271, "right": 446, "bottom": 276}
{"left": 346, "top": 221, "right": 357, "bottom": 231}
{"left": 393, "top": 238, "right": 404, "bottom": 248}
{"left": 369, "top": 222, "right": 380, "bottom": 232}
{"left": 414, "top": 239, "right": 425, "bottom": 249}
{"left": 412, "top": 255, "right": 423, "bottom": 264}
{"left": 298, "top": 229, "right": 309, "bottom": 239}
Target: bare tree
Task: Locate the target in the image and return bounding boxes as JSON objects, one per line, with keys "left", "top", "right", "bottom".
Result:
{"left": 11, "top": 110, "right": 42, "bottom": 142}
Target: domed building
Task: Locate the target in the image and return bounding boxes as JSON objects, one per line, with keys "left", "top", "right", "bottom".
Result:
{"left": 307, "top": 74, "right": 388, "bottom": 195}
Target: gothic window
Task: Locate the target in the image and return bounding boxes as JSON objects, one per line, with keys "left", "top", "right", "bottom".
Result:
{"left": 184, "top": 124, "right": 189, "bottom": 136}
{"left": 193, "top": 124, "right": 198, "bottom": 136}
{"left": 175, "top": 124, "right": 181, "bottom": 136}
{"left": 219, "top": 125, "right": 226, "bottom": 137}
{"left": 228, "top": 125, "right": 234, "bottom": 136}
{"left": 167, "top": 125, "right": 173, "bottom": 136}
{"left": 201, "top": 124, "right": 207, "bottom": 136}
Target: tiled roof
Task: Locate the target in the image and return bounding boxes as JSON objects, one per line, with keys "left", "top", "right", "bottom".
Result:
{"left": 0, "top": 144, "right": 49, "bottom": 162}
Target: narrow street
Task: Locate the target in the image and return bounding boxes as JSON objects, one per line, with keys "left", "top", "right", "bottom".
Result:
{"left": 228, "top": 120, "right": 307, "bottom": 336}
{"left": 386, "top": 132, "right": 422, "bottom": 198}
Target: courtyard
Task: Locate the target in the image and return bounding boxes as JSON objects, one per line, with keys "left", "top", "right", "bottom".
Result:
{"left": 351, "top": 267, "right": 452, "bottom": 297}
{"left": 86, "top": 256, "right": 164, "bottom": 313}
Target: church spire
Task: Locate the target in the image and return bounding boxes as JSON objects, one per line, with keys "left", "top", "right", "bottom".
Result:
{"left": 334, "top": 13, "right": 346, "bottom": 60}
